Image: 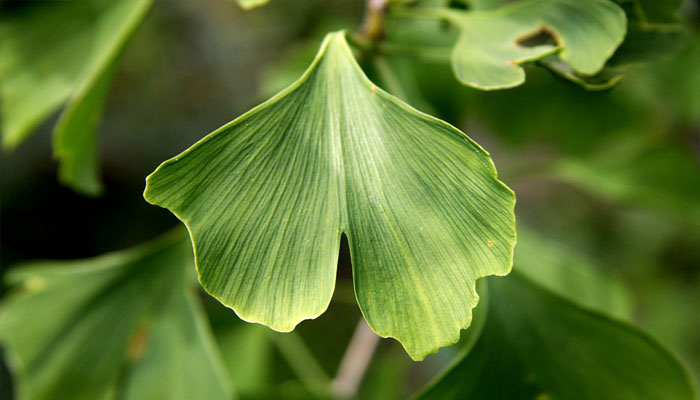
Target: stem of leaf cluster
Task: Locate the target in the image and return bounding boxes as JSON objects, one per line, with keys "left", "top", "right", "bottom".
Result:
{"left": 360, "top": 0, "right": 388, "bottom": 41}
{"left": 349, "top": 0, "right": 451, "bottom": 64}
{"left": 332, "top": 318, "right": 381, "bottom": 398}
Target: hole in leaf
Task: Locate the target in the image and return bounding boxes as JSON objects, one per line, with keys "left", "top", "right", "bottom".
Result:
{"left": 516, "top": 27, "right": 558, "bottom": 47}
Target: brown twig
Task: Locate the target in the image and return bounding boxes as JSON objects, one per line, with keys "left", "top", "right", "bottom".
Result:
{"left": 331, "top": 318, "right": 381, "bottom": 398}
{"left": 359, "top": 0, "right": 388, "bottom": 41}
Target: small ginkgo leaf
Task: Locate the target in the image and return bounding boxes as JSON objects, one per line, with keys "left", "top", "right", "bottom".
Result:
{"left": 0, "top": 231, "right": 233, "bottom": 400}
{"left": 415, "top": 272, "right": 697, "bottom": 400}
{"left": 440, "top": 0, "right": 626, "bottom": 89}
{"left": 144, "top": 31, "right": 516, "bottom": 360}
{"left": 0, "top": 0, "right": 152, "bottom": 194}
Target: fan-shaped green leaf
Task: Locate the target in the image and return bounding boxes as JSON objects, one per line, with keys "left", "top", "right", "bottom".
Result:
{"left": 144, "top": 31, "right": 516, "bottom": 360}
{"left": 440, "top": 0, "right": 626, "bottom": 89}
{"left": 415, "top": 271, "right": 697, "bottom": 399}
{"left": 0, "top": 232, "right": 233, "bottom": 400}
{"left": 0, "top": 0, "right": 152, "bottom": 194}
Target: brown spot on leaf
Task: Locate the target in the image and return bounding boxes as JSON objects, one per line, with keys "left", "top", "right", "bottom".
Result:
{"left": 487, "top": 240, "right": 494, "bottom": 247}
{"left": 127, "top": 322, "right": 150, "bottom": 360}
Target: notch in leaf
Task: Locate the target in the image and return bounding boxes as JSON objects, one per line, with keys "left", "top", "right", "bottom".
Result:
{"left": 144, "top": 31, "right": 516, "bottom": 360}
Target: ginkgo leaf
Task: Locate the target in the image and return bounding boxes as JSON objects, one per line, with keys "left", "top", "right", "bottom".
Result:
{"left": 0, "top": 0, "right": 152, "bottom": 194}
{"left": 144, "top": 31, "right": 516, "bottom": 360}
{"left": 52, "top": 59, "right": 119, "bottom": 196}
{"left": 0, "top": 231, "right": 233, "bottom": 400}
{"left": 415, "top": 272, "right": 697, "bottom": 400}
{"left": 439, "top": 0, "right": 627, "bottom": 89}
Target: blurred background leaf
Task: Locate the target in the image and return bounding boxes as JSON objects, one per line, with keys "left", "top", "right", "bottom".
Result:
{"left": 415, "top": 272, "right": 697, "bottom": 400}
{"left": 0, "top": 231, "right": 233, "bottom": 400}
{"left": 0, "top": 0, "right": 153, "bottom": 195}
{"left": 441, "top": 0, "right": 626, "bottom": 89}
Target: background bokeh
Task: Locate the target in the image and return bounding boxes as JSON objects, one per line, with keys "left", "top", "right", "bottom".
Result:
{"left": 1, "top": 0, "right": 698, "bottom": 398}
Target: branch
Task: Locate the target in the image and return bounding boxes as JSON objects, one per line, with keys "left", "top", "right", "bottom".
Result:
{"left": 331, "top": 319, "right": 381, "bottom": 398}
{"left": 360, "top": 0, "right": 388, "bottom": 41}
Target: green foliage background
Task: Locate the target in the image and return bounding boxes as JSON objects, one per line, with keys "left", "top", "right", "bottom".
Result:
{"left": 1, "top": 0, "right": 698, "bottom": 398}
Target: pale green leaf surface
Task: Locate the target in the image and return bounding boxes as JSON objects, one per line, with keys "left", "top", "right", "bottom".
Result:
{"left": 441, "top": 0, "right": 626, "bottom": 89}
{"left": 415, "top": 272, "right": 697, "bottom": 399}
{"left": 0, "top": 0, "right": 152, "bottom": 194}
{"left": 144, "top": 31, "right": 516, "bottom": 360}
{"left": 0, "top": 232, "right": 233, "bottom": 400}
